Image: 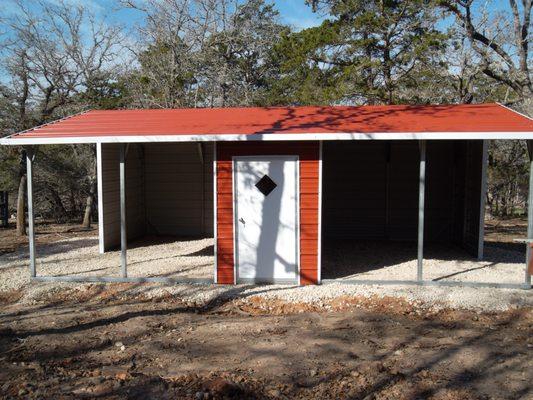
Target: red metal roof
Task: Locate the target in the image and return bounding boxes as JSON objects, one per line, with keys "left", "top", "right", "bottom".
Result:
{"left": 4, "top": 103, "right": 532, "bottom": 142}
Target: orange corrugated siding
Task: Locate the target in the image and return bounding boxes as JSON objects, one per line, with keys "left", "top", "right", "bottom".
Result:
{"left": 9, "top": 104, "right": 532, "bottom": 140}
{"left": 216, "top": 141, "right": 320, "bottom": 285}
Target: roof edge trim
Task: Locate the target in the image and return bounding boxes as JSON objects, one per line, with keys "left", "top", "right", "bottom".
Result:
{"left": 496, "top": 102, "right": 533, "bottom": 121}
{"left": 2, "top": 131, "right": 533, "bottom": 145}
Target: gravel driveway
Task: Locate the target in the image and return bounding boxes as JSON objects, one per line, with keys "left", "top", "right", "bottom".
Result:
{"left": 0, "top": 235, "right": 531, "bottom": 311}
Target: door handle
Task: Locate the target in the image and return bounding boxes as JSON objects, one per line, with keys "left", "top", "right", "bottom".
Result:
{"left": 239, "top": 217, "right": 245, "bottom": 226}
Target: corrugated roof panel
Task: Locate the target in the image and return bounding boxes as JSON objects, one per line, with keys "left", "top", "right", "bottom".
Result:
{"left": 4, "top": 104, "right": 533, "bottom": 142}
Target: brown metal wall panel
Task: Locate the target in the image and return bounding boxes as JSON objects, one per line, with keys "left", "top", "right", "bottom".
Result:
{"left": 388, "top": 142, "right": 419, "bottom": 240}
{"left": 450, "top": 140, "right": 485, "bottom": 257}
{"left": 322, "top": 142, "right": 387, "bottom": 239}
{"left": 323, "top": 141, "right": 477, "bottom": 246}
{"left": 425, "top": 141, "right": 456, "bottom": 242}
{"left": 462, "top": 141, "right": 484, "bottom": 256}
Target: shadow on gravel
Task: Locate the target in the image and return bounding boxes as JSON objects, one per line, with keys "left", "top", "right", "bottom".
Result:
{"left": 0, "top": 238, "right": 99, "bottom": 263}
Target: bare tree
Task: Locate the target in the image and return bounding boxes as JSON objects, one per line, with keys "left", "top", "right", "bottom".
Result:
{"left": 121, "top": 0, "right": 284, "bottom": 108}
{"left": 0, "top": 0, "right": 125, "bottom": 232}
{"left": 121, "top": 0, "right": 201, "bottom": 108}
{"left": 487, "top": 140, "right": 529, "bottom": 217}
{"left": 439, "top": 0, "right": 532, "bottom": 101}
{"left": 82, "top": 146, "right": 97, "bottom": 229}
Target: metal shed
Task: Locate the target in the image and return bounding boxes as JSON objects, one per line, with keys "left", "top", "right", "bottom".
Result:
{"left": 1, "top": 103, "right": 532, "bottom": 288}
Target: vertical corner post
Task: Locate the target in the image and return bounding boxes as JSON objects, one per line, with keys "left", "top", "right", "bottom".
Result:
{"left": 477, "top": 140, "right": 489, "bottom": 261}
{"left": 213, "top": 142, "right": 218, "bottom": 284}
{"left": 26, "top": 147, "right": 36, "bottom": 278}
{"left": 525, "top": 140, "right": 533, "bottom": 288}
{"left": 317, "top": 141, "right": 323, "bottom": 285}
{"left": 417, "top": 140, "right": 426, "bottom": 282}
{"left": 120, "top": 144, "right": 127, "bottom": 278}
{"left": 97, "top": 143, "right": 105, "bottom": 254}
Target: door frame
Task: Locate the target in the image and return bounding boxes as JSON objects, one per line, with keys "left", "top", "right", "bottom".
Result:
{"left": 232, "top": 155, "right": 300, "bottom": 285}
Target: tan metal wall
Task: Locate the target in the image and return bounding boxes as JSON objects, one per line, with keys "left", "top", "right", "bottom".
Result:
{"left": 144, "top": 142, "right": 213, "bottom": 236}
{"left": 100, "top": 144, "right": 145, "bottom": 251}
{"left": 99, "top": 142, "right": 214, "bottom": 251}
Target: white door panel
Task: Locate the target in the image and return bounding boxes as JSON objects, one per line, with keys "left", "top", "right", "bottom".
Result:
{"left": 234, "top": 156, "right": 298, "bottom": 283}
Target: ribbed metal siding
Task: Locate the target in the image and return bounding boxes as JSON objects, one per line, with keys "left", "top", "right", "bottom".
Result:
{"left": 101, "top": 144, "right": 145, "bottom": 250}
{"left": 144, "top": 143, "right": 213, "bottom": 236}
{"left": 322, "top": 141, "right": 483, "bottom": 256}
{"left": 100, "top": 143, "right": 214, "bottom": 252}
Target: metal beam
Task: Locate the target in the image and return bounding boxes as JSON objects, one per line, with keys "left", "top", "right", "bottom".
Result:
{"left": 526, "top": 140, "right": 533, "bottom": 287}
{"left": 97, "top": 143, "right": 105, "bottom": 254}
{"left": 26, "top": 147, "right": 36, "bottom": 278}
{"left": 120, "top": 144, "right": 127, "bottom": 278}
{"left": 29, "top": 275, "right": 531, "bottom": 290}
{"left": 477, "top": 140, "right": 489, "bottom": 260}
{"left": 321, "top": 279, "right": 530, "bottom": 290}
{"left": 33, "top": 276, "right": 212, "bottom": 284}
{"left": 417, "top": 140, "right": 426, "bottom": 281}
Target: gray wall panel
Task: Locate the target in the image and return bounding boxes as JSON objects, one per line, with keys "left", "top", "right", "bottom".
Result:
{"left": 101, "top": 144, "right": 145, "bottom": 250}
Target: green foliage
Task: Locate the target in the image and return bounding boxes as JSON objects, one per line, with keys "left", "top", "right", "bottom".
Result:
{"left": 125, "top": 0, "right": 285, "bottom": 108}
{"left": 273, "top": 0, "right": 448, "bottom": 105}
{"left": 79, "top": 73, "right": 129, "bottom": 110}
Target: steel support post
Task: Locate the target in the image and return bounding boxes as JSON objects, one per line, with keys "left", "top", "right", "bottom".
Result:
{"left": 120, "top": 144, "right": 127, "bottom": 278}
{"left": 26, "top": 147, "right": 36, "bottom": 278}
{"left": 417, "top": 140, "right": 426, "bottom": 282}
{"left": 525, "top": 141, "right": 533, "bottom": 288}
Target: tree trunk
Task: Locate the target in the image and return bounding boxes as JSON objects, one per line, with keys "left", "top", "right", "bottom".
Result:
{"left": 82, "top": 146, "right": 98, "bottom": 229}
{"left": 47, "top": 187, "right": 67, "bottom": 222}
{"left": 82, "top": 179, "right": 96, "bottom": 229}
{"left": 16, "top": 174, "right": 27, "bottom": 236}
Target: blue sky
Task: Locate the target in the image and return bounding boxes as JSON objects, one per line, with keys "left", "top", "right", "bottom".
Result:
{"left": 274, "top": 1, "right": 325, "bottom": 30}
{"left": 107, "top": 0, "right": 325, "bottom": 31}
{"left": 1, "top": 0, "right": 325, "bottom": 31}
{"left": 67, "top": 0, "right": 510, "bottom": 29}
{"left": 3, "top": 0, "right": 513, "bottom": 32}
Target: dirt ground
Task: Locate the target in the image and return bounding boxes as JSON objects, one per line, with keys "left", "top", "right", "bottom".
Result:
{"left": 0, "top": 290, "right": 531, "bottom": 400}
{"left": 0, "top": 219, "right": 531, "bottom": 399}
{"left": 0, "top": 221, "right": 96, "bottom": 256}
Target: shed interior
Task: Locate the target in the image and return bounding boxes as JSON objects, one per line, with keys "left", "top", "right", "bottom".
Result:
{"left": 320, "top": 140, "right": 485, "bottom": 280}
{"left": 99, "top": 142, "right": 215, "bottom": 278}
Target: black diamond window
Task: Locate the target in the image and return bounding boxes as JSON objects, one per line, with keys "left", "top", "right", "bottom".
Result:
{"left": 255, "top": 174, "right": 277, "bottom": 196}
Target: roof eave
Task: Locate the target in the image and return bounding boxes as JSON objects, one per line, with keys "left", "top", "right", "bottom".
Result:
{"left": 2, "top": 131, "right": 533, "bottom": 145}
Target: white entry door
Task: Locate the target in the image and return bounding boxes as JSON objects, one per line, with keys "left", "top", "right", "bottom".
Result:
{"left": 234, "top": 156, "right": 299, "bottom": 283}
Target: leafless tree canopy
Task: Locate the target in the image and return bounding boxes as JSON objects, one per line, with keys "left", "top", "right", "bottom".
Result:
{"left": 0, "top": 0, "right": 531, "bottom": 227}
{"left": 121, "top": 0, "right": 285, "bottom": 108}
{"left": 0, "top": 0, "right": 125, "bottom": 230}
{"left": 440, "top": 0, "right": 532, "bottom": 100}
